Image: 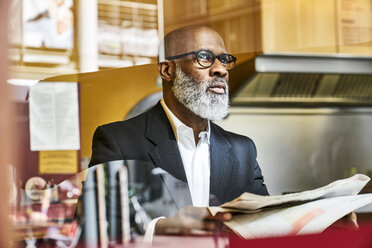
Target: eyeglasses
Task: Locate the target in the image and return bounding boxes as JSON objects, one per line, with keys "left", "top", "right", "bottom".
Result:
{"left": 165, "top": 49, "right": 237, "bottom": 71}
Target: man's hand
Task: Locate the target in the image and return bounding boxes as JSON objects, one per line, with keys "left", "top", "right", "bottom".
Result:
{"left": 328, "top": 212, "right": 359, "bottom": 230}
{"left": 155, "top": 206, "right": 232, "bottom": 235}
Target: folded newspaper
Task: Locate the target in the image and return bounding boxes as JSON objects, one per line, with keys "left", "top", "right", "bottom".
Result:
{"left": 208, "top": 174, "right": 372, "bottom": 239}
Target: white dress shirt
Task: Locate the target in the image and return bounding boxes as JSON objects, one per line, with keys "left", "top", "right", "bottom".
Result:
{"left": 144, "top": 99, "right": 212, "bottom": 244}
{"left": 160, "top": 98, "right": 211, "bottom": 207}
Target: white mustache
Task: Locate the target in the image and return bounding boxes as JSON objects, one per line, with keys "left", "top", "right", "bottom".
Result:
{"left": 206, "top": 79, "right": 228, "bottom": 93}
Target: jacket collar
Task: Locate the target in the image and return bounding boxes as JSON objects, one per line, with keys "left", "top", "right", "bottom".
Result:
{"left": 209, "top": 123, "right": 239, "bottom": 205}
{"left": 145, "top": 102, "right": 187, "bottom": 182}
{"left": 145, "top": 102, "right": 239, "bottom": 205}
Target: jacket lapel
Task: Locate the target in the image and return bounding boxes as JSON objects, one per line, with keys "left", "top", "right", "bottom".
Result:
{"left": 144, "top": 103, "right": 238, "bottom": 206}
{"left": 145, "top": 102, "right": 187, "bottom": 183}
{"left": 209, "top": 124, "right": 239, "bottom": 205}
{"left": 145, "top": 103, "right": 192, "bottom": 208}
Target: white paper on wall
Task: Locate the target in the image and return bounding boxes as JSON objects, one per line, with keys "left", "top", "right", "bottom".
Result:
{"left": 29, "top": 82, "right": 80, "bottom": 151}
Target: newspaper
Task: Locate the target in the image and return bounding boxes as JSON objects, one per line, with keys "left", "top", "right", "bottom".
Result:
{"left": 208, "top": 174, "right": 372, "bottom": 239}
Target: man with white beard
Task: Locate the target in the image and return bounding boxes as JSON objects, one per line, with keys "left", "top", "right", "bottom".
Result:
{"left": 171, "top": 64, "right": 229, "bottom": 122}
{"left": 89, "top": 26, "right": 268, "bottom": 236}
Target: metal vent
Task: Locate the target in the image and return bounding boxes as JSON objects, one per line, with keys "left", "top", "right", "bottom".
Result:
{"left": 271, "top": 74, "right": 321, "bottom": 98}
{"left": 232, "top": 55, "right": 372, "bottom": 107}
{"left": 333, "top": 75, "right": 372, "bottom": 100}
{"left": 232, "top": 73, "right": 372, "bottom": 106}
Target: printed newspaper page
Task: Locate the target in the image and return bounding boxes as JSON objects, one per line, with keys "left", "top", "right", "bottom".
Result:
{"left": 208, "top": 174, "right": 372, "bottom": 239}
{"left": 209, "top": 174, "right": 370, "bottom": 216}
{"left": 224, "top": 194, "right": 372, "bottom": 239}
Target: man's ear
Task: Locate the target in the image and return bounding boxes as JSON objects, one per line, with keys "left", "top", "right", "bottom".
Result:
{"left": 158, "top": 61, "right": 175, "bottom": 82}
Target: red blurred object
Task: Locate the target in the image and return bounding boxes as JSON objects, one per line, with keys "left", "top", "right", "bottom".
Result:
{"left": 229, "top": 222, "right": 372, "bottom": 248}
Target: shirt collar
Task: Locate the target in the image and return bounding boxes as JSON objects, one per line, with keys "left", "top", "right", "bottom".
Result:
{"left": 160, "top": 98, "right": 210, "bottom": 143}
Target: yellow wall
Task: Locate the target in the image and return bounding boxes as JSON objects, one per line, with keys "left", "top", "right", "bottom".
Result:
{"left": 40, "top": 64, "right": 161, "bottom": 158}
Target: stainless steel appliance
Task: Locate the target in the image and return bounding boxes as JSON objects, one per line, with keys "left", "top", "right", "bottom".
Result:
{"left": 218, "top": 54, "right": 372, "bottom": 196}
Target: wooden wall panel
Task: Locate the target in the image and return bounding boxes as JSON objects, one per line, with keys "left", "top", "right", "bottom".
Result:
{"left": 261, "top": 0, "right": 337, "bottom": 53}
{"left": 164, "top": 0, "right": 262, "bottom": 55}
{"left": 261, "top": 0, "right": 372, "bottom": 55}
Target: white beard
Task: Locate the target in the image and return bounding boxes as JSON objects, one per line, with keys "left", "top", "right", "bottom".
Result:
{"left": 171, "top": 65, "right": 229, "bottom": 121}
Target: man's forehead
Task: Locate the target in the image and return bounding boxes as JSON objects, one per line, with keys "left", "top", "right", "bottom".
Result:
{"left": 166, "top": 27, "right": 226, "bottom": 56}
{"left": 188, "top": 30, "right": 226, "bottom": 53}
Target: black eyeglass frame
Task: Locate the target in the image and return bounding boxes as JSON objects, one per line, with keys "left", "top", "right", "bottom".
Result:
{"left": 165, "top": 49, "right": 237, "bottom": 70}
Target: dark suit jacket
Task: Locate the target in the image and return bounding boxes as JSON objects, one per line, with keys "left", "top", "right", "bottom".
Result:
{"left": 89, "top": 102, "right": 268, "bottom": 205}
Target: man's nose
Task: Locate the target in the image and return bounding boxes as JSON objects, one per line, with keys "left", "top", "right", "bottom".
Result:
{"left": 209, "top": 59, "right": 228, "bottom": 78}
